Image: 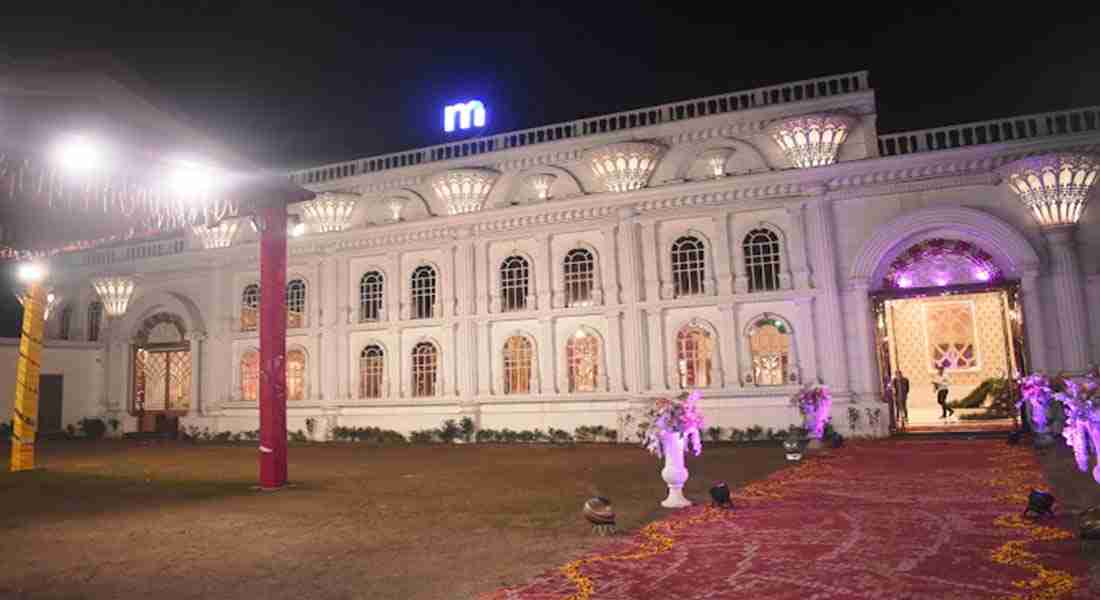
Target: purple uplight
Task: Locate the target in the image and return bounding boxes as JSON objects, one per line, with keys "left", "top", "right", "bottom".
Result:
{"left": 933, "top": 275, "right": 949, "bottom": 286}
{"left": 897, "top": 275, "right": 913, "bottom": 288}
{"left": 974, "top": 268, "right": 991, "bottom": 282}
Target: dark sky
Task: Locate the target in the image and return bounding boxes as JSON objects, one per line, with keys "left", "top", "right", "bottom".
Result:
{"left": 2, "top": 3, "right": 1100, "bottom": 335}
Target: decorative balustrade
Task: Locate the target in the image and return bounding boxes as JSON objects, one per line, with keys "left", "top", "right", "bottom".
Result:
{"left": 288, "top": 71, "right": 869, "bottom": 185}
{"left": 877, "top": 106, "right": 1100, "bottom": 157}
{"left": 69, "top": 238, "right": 188, "bottom": 266}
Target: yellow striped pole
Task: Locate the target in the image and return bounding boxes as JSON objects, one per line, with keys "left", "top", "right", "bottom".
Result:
{"left": 10, "top": 281, "right": 46, "bottom": 471}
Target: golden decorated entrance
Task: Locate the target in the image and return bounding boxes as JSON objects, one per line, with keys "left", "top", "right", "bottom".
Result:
{"left": 131, "top": 313, "right": 191, "bottom": 435}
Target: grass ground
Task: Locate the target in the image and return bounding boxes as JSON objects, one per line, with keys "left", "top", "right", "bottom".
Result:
{"left": 0, "top": 439, "right": 787, "bottom": 600}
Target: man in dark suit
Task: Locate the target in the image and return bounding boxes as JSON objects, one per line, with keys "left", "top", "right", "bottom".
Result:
{"left": 892, "top": 370, "right": 910, "bottom": 425}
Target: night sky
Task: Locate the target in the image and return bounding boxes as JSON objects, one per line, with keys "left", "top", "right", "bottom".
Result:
{"left": 2, "top": 3, "right": 1100, "bottom": 335}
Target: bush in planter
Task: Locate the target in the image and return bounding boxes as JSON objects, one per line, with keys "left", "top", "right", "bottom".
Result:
{"left": 746, "top": 425, "right": 764, "bottom": 442}
{"left": 475, "top": 428, "right": 497, "bottom": 443}
{"left": 79, "top": 417, "right": 107, "bottom": 440}
{"left": 438, "top": 420, "right": 462, "bottom": 443}
{"left": 548, "top": 428, "right": 573, "bottom": 444}
{"left": 459, "top": 417, "right": 476, "bottom": 443}
{"left": 409, "top": 429, "right": 436, "bottom": 444}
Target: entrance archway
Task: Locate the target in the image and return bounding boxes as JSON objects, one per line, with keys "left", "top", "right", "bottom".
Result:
{"left": 848, "top": 207, "right": 1042, "bottom": 432}
{"left": 131, "top": 312, "right": 190, "bottom": 436}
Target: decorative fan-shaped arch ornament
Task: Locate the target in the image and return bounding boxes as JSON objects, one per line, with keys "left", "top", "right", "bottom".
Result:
{"left": 134, "top": 312, "right": 187, "bottom": 345}
{"left": 883, "top": 238, "right": 1001, "bottom": 289}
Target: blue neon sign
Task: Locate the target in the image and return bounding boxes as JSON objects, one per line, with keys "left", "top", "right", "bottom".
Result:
{"left": 444, "top": 100, "right": 487, "bottom": 132}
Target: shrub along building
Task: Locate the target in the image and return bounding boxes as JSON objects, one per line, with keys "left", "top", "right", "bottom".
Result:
{"left": 13, "top": 70, "right": 1100, "bottom": 439}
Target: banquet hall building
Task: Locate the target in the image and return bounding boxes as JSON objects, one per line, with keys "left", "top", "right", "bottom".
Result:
{"left": 10, "top": 70, "right": 1100, "bottom": 438}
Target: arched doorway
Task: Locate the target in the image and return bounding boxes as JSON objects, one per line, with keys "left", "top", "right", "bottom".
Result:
{"left": 132, "top": 313, "right": 190, "bottom": 436}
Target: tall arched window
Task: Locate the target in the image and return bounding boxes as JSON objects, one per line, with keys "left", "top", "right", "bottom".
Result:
{"left": 411, "top": 341, "right": 438, "bottom": 397}
{"left": 287, "top": 279, "right": 306, "bottom": 328}
{"left": 359, "top": 271, "right": 384, "bottom": 322}
{"left": 87, "top": 301, "right": 103, "bottom": 342}
{"left": 287, "top": 348, "right": 307, "bottom": 401}
{"left": 240, "top": 350, "right": 259, "bottom": 401}
{"left": 500, "top": 256, "right": 530, "bottom": 311}
{"left": 411, "top": 266, "right": 437, "bottom": 320}
{"left": 359, "top": 345, "right": 385, "bottom": 398}
{"left": 563, "top": 248, "right": 595, "bottom": 307}
{"left": 677, "top": 326, "right": 714, "bottom": 388}
{"left": 671, "top": 236, "right": 706, "bottom": 297}
{"left": 503, "top": 336, "right": 534, "bottom": 394}
{"left": 59, "top": 305, "right": 72, "bottom": 340}
{"left": 241, "top": 284, "right": 259, "bottom": 331}
{"left": 744, "top": 228, "right": 782, "bottom": 292}
{"left": 567, "top": 330, "right": 601, "bottom": 392}
{"left": 748, "top": 316, "right": 792, "bottom": 386}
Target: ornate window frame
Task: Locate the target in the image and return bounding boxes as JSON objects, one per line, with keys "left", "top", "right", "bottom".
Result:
{"left": 409, "top": 338, "right": 442, "bottom": 398}
{"left": 560, "top": 246, "right": 602, "bottom": 308}
{"left": 671, "top": 318, "right": 721, "bottom": 389}
{"left": 358, "top": 342, "right": 387, "bottom": 398}
{"left": 501, "top": 333, "right": 538, "bottom": 395}
{"left": 238, "top": 347, "right": 260, "bottom": 402}
{"left": 87, "top": 301, "right": 103, "bottom": 342}
{"left": 668, "top": 234, "right": 710, "bottom": 298}
{"left": 359, "top": 269, "right": 387, "bottom": 322}
{"left": 733, "top": 222, "right": 792, "bottom": 293}
{"left": 564, "top": 327, "right": 607, "bottom": 393}
{"left": 286, "top": 345, "right": 310, "bottom": 402}
{"left": 286, "top": 276, "right": 308, "bottom": 329}
{"left": 741, "top": 312, "right": 800, "bottom": 387}
{"left": 240, "top": 282, "right": 260, "bottom": 333}
{"left": 499, "top": 255, "right": 532, "bottom": 313}
{"left": 409, "top": 263, "right": 440, "bottom": 320}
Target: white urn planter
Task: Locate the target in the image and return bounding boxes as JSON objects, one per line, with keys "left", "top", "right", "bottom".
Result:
{"left": 659, "top": 431, "right": 692, "bottom": 508}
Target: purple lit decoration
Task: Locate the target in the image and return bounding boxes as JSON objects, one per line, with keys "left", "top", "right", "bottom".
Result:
{"left": 642, "top": 390, "right": 704, "bottom": 458}
{"left": 1018, "top": 374, "right": 1055, "bottom": 435}
{"left": 790, "top": 384, "right": 833, "bottom": 439}
{"left": 884, "top": 238, "right": 1001, "bottom": 289}
{"left": 1054, "top": 375, "right": 1100, "bottom": 484}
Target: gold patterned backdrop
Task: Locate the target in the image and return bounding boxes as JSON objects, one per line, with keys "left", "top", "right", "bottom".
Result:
{"left": 885, "top": 291, "right": 1012, "bottom": 417}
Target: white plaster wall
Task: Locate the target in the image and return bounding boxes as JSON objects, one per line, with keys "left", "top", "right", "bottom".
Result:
{"left": 0, "top": 339, "right": 103, "bottom": 430}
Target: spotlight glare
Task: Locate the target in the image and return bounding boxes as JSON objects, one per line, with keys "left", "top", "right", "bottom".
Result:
{"left": 290, "top": 222, "right": 306, "bottom": 237}
{"left": 16, "top": 263, "right": 47, "bottom": 283}
{"left": 167, "top": 159, "right": 215, "bottom": 197}
{"left": 53, "top": 135, "right": 101, "bottom": 174}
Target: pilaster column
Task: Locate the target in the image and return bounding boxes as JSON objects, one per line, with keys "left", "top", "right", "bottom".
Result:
{"left": 604, "top": 310, "right": 624, "bottom": 392}
{"left": 805, "top": 195, "right": 850, "bottom": 391}
{"left": 849, "top": 277, "right": 879, "bottom": 399}
{"left": 713, "top": 211, "right": 734, "bottom": 296}
{"left": 599, "top": 223, "right": 621, "bottom": 305}
{"left": 455, "top": 228, "right": 475, "bottom": 316}
{"left": 1043, "top": 226, "right": 1090, "bottom": 371}
{"left": 534, "top": 233, "right": 552, "bottom": 311}
{"left": 792, "top": 296, "right": 817, "bottom": 384}
{"left": 538, "top": 316, "right": 556, "bottom": 394}
{"left": 1020, "top": 271, "right": 1050, "bottom": 374}
{"left": 786, "top": 202, "right": 812, "bottom": 289}
{"left": 445, "top": 322, "right": 458, "bottom": 396}
{"left": 387, "top": 252, "right": 401, "bottom": 321}
{"left": 477, "top": 321, "right": 491, "bottom": 395}
{"left": 646, "top": 309, "right": 668, "bottom": 391}
{"left": 455, "top": 228, "right": 477, "bottom": 401}
{"left": 640, "top": 220, "right": 662, "bottom": 301}
{"left": 187, "top": 332, "right": 206, "bottom": 416}
{"left": 617, "top": 207, "right": 644, "bottom": 394}
{"left": 717, "top": 304, "right": 739, "bottom": 388}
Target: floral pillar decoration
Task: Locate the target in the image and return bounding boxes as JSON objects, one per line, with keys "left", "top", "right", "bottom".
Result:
{"left": 1055, "top": 374, "right": 1100, "bottom": 483}
{"left": 1006, "top": 153, "right": 1099, "bottom": 372}
{"left": 1018, "top": 374, "right": 1056, "bottom": 447}
{"left": 584, "top": 142, "right": 664, "bottom": 192}
{"left": 431, "top": 169, "right": 498, "bottom": 215}
{"left": 769, "top": 113, "right": 854, "bottom": 169}
{"left": 300, "top": 191, "right": 359, "bottom": 233}
{"left": 791, "top": 383, "right": 832, "bottom": 443}
{"left": 642, "top": 390, "right": 704, "bottom": 508}
{"left": 254, "top": 204, "right": 289, "bottom": 489}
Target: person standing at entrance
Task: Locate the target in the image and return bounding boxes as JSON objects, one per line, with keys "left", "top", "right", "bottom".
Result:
{"left": 933, "top": 364, "right": 954, "bottom": 420}
{"left": 892, "top": 370, "right": 910, "bottom": 425}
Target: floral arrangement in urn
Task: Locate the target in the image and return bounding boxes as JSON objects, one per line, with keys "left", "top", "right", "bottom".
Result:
{"left": 641, "top": 390, "right": 704, "bottom": 458}
{"left": 1054, "top": 374, "right": 1100, "bottom": 483}
{"left": 1017, "top": 373, "right": 1056, "bottom": 436}
{"left": 791, "top": 383, "right": 832, "bottom": 439}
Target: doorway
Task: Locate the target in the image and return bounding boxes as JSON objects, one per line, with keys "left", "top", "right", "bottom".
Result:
{"left": 38, "top": 374, "right": 63, "bottom": 433}
{"left": 873, "top": 285, "right": 1025, "bottom": 432}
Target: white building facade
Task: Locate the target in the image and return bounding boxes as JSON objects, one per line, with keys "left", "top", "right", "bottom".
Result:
{"left": 18, "top": 70, "right": 1100, "bottom": 438}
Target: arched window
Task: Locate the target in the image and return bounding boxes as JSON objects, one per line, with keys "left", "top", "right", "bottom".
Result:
{"left": 747, "top": 316, "right": 792, "bottom": 386}
{"left": 671, "top": 236, "right": 706, "bottom": 297}
{"left": 744, "top": 229, "right": 782, "bottom": 292}
{"left": 240, "top": 350, "right": 259, "bottom": 401}
{"left": 563, "top": 248, "right": 595, "bottom": 307}
{"left": 359, "top": 345, "right": 385, "bottom": 398}
{"left": 59, "top": 305, "right": 72, "bottom": 340}
{"left": 287, "top": 348, "right": 307, "bottom": 401}
{"left": 87, "top": 301, "right": 103, "bottom": 342}
{"left": 411, "top": 266, "right": 436, "bottom": 319}
{"left": 500, "top": 256, "right": 530, "bottom": 311}
{"left": 241, "top": 284, "right": 259, "bottom": 331}
{"left": 503, "top": 336, "right": 534, "bottom": 394}
{"left": 567, "top": 330, "right": 601, "bottom": 392}
{"left": 411, "top": 341, "right": 438, "bottom": 397}
{"left": 287, "top": 279, "right": 306, "bottom": 328}
{"left": 359, "top": 271, "right": 384, "bottom": 322}
{"left": 676, "top": 326, "right": 714, "bottom": 388}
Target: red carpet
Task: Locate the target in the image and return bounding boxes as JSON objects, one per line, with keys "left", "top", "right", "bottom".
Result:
{"left": 487, "top": 440, "right": 1090, "bottom": 600}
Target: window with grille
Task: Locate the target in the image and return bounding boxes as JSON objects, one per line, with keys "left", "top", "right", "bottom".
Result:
{"left": 567, "top": 330, "right": 601, "bottom": 392}
{"left": 240, "top": 350, "right": 259, "bottom": 401}
{"left": 287, "top": 279, "right": 306, "bottom": 328}
{"left": 87, "top": 301, "right": 103, "bottom": 342}
{"left": 503, "top": 336, "right": 534, "bottom": 394}
{"left": 59, "top": 305, "right": 72, "bottom": 340}
{"left": 500, "top": 256, "right": 530, "bottom": 311}
{"left": 676, "top": 327, "right": 713, "bottom": 388}
{"left": 241, "top": 284, "right": 259, "bottom": 331}
{"left": 287, "top": 348, "right": 306, "bottom": 401}
{"left": 748, "top": 317, "right": 791, "bottom": 386}
{"left": 411, "top": 266, "right": 436, "bottom": 319}
{"left": 671, "top": 236, "right": 706, "bottom": 297}
{"left": 563, "top": 248, "right": 595, "bottom": 307}
{"left": 411, "top": 342, "right": 438, "bottom": 397}
{"left": 359, "top": 345, "right": 385, "bottom": 398}
{"left": 744, "top": 229, "right": 782, "bottom": 292}
{"left": 359, "top": 271, "right": 384, "bottom": 322}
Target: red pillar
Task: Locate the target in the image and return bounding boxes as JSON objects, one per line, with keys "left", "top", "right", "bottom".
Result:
{"left": 258, "top": 205, "right": 288, "bottom": 489}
